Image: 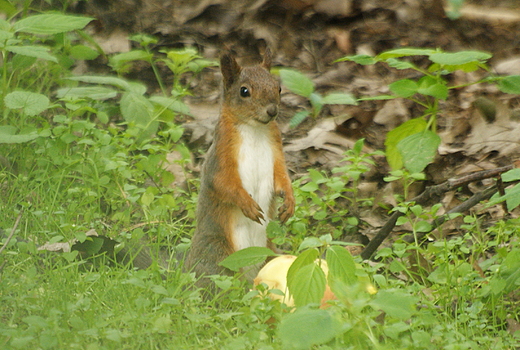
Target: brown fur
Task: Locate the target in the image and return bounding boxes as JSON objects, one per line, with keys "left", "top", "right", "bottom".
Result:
{"left": 185, "top": 49, "right": 295, "bottom": 292}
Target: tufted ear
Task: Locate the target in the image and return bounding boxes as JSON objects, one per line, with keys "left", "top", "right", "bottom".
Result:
{"left": 220, "top": 52, "right": 242, "bottom": 90}
{"left": 261, "top": 47, "right": 272, "bottom": 70}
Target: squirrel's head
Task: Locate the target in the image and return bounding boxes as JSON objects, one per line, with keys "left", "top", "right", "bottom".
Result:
{"left": 220, "top": 48, "right": 281, "bottom": 125}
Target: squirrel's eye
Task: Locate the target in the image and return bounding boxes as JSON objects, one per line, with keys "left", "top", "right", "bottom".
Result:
{"left": 240, "top": 86, "right": 250, "bottom": 97}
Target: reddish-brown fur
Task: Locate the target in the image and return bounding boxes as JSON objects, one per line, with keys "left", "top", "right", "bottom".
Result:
{"left": 185, "top": 49, "right": 295, "bottom": 292}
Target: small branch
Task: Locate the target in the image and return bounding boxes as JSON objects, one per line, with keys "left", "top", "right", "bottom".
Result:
{"left": 0, "top": 211, "right": 23, "bottom": 255}
{"left": 360, "top": 164, "right": 515, "bottom": 260}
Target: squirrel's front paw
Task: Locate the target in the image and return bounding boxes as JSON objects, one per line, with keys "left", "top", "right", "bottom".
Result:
{"left": 278, "top": 192, "right": 295, "bottom": 224}
{"left": 240, "top": 196, "right": 265, "bottom": 224}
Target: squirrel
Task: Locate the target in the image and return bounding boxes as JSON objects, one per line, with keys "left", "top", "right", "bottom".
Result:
{"left": 185, "top": 48, "right": 295, "bottom": 291}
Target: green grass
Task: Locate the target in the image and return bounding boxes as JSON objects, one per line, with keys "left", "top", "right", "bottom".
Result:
{"left": 1, "top": 7, "right": 519, "bottom": 350}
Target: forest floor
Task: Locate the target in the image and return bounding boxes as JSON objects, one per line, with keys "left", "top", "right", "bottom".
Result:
{"left": 75, "top": 0, "right": 520, "bottom": 243}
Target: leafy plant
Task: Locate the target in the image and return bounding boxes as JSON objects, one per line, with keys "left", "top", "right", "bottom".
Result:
{"left": 277, "top": 68, "right": 357, "bottom": 127}
{"left": 338, "top": 48, "right": 520, "bottom": 176}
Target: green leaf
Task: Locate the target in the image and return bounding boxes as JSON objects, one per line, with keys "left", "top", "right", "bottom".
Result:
{"left": 218, "top": 247, "right": 276, "bottom": 272}
{"left": 326, "top": 245, "right": 357, "bottom": 286}
{"left": 109, "top": 50, "right": 154, "bottom": 72}
{"left": 397, "top": 130, "right": 441, "bottom": 174}
{"left": 149, "top": 96, "right": 190, "bottom": 115}
{"left": 358, "top": 95, "right": 396, "bottom": 101}
{"left": 370, "top": 289, "right": 418, "bottom": 320}
{"left": 0, "top": 0, "right": 17, "bottom": 17}
{"left": 279, "top": 69, "right": 314, "bottom": 98}
{"left": 377, "top": 48, "right": 437, "bottom": 60}
{"left": 279, "top": 307, "right": 342, "bottom": 350}
{"left": 417, "top": 76, "right": 448, "bottom": 100}
{"left": 6, "top": 45, "right": 57, "bottom": 62}
{"left": 502, "top": 168, "right": 520, "bottom": 182}
{"left": 298, "top": 237, "right": 323, "bottom": 251}
{"left": 56, "top": 86, "right": 118, "bottom": 100}
{"left": 335, "top": 54, "right": 377, "bottom": 65}
{"left": 386, "top": 58, "right": 418, "bottom": 70}
{"left": 4, "top": 91, "right": 50, "bottom": 116}
{"left": 289, "top": 110, "right": 309, "bottom": 128}
{"left": 389, "top": 79, "right": 419, "bottom": 98}
{"left": 14, "top": 14, "right": 94, "bottom": 35}
{"left": 498, "top": 75, "right": 520, "bottom": 94}
{"left": 67, "top": 75, "right": 131, "bottom": 90}
{"left": 321, "top": 92, "right": 357, "bottom": 105}
{"left": 429, "top": 51, "right": 491, "bottom": 66}
{"left": 69, "top": 45, "right": 100, "bottom": 60}
{"left": 287, "top": 248, "right": 319, "bottom": 290}
{"left": 289, "top": 262, "right": 327, "bottom": 307}
{"left": 120, "top": 91, "right": 154, "bottom": 126}
{"left": 385, "top": 118, "right": 427, "bottom": 170}
{"left": 0, "top": 126, "right": 39, "bottom": 143}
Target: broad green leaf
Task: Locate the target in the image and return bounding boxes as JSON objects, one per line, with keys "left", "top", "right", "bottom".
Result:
{"left": 0, "top": 125, "right": 39, "bottom": 143}
{"left": 385, "top": 118, "right": 427, "bottom": 170}
{"left": 417, "top": 76, "right": 448, "bottom": 100}
{"left": 326, "top": 245, "right": 357, "bottom": 286}
{"left": 4, "top": 91, "right": 50, "bottom": 116}
{"left": 109, "top": 50, "right": 154, "bottom": 72}
{"left": 6, "top": 45, "right": 57, "bottom": 62}
{"left": 149, "top": 96, "right": 190, "bottom": 115}
{"left": 218, "top": 247, "right": 276, "bottom": 272}
{"left": 287, "top": 248, "right": 319, "bottom": 288}
{"left": 321, "top": 92, "right": 357, "bottom": 105}
{"left": 0, "top": 0, "right": 17, "bottom": 17}
{"left": 502, "top": 168, "right": 520, "bottom": 182}
{"left": 335, "top": 54, "right": 377, "bottom": 65}
{"left": 429, "top": 51, "right": 491, "bottom": 66}
{"left": 386, "top": 58, "right": 418, "bottom": 70}
{"left": 69, "top": 45, "right": 100, "bottom": 60}
{"left": 397, "top": 130, "right": 441, "bottom": 174}
{"left": 389, "top": 79, "right": 419, "bottom": 98}
{"left": 289, "top": 262, "right": 327, "bottom": 307}
{"left": 14, "top": 14, "right": 93, "bottom": 35}
{"left": 370, "top": 289, "right": 418, "bottom": 320}
{"left": 120, "top": 91, "right": 154, "bottom": 126}
{"left": 498, "top": 75, "right": 520, "bottom": 94}
{"left": 298, "top": 237, "right": 323, "bottom": 251}
{"left": 491, "top": 183, "right": 520, "bottom": 211}
{"left": 415, "top": 220, "right": 433, "bottom": 233}
{"left": 279, "top": 69, "right": 314, "bottom": 98}
{"left": 67, "top": 76, "right": 131, "bottom": 90}
{"left": 56, "top": 86, "right": 118, "bottom": 100}
{"left": 279, "top": 307, "right": 342, "bottom": 350}
{"left": 378, "top": 48, "right": 437, "bottom": 60}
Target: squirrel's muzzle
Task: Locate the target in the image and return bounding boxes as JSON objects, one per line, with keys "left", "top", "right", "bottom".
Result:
{"left": 266, "top": 104, "right": 278, "bottom": 118}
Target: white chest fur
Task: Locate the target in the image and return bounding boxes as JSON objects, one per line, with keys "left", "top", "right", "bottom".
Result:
{"left": 233, "top": 123, "right": 275, "bottom": 252}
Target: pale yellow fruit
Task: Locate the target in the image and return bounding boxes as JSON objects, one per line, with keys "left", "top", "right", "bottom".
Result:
{"left": 253, "top": 255, "right": 335, "bottom": 308}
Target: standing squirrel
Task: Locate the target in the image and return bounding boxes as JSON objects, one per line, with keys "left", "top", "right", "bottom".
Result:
{"left": 185, "top": 48, "right": 295, "bottom": 290}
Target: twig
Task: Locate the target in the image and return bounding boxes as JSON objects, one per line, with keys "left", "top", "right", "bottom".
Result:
{"left": 0, "top": 211, "right": 23, "bottom": 255}
{"left": 360, "top": 164, "right": 515, "bottom": 260}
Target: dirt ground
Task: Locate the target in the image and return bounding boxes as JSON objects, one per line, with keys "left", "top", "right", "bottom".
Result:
{"left": 72, "top": 0, "right": 520, "bottom": 241}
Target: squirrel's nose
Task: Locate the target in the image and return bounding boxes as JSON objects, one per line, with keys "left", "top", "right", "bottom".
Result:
{"left": 266, "top": 104, "right": 278, "bottom": 118}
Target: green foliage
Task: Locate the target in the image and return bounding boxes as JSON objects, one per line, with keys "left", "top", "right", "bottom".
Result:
{"left": 277, "top": 68, "right": 357, "bottom": 127}
{"left": 489, "top": 168, "right": 520, "bottom": 211}
{"left": 1, "top": 7, "right": 519, "bottom": 349}
{"left": 337, "top": 48, "right": 514, "bottom": 177}
{"left": 271, "top": 139, "right": 381, "bottom": 249}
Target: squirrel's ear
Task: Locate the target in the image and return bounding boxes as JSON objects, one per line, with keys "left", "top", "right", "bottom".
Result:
{"left": 220, "top": 53, "right": 241, "bottom": 89}
{"left": 261, "top": 48, "right": 272, "bottom": 70}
